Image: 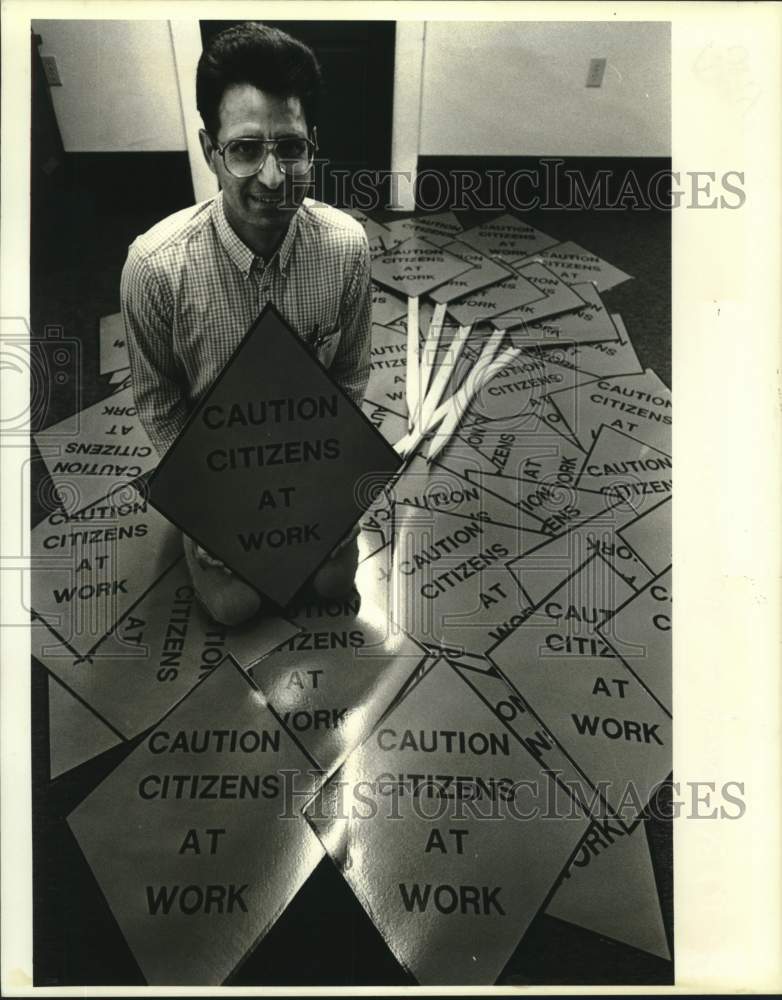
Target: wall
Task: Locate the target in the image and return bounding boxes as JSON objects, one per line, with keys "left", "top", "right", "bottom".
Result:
{"left": 419, "top": 21, "right": 670, "bottom": 158}
{"left": 32, "top": 19, "right": 186, "bottom": 153}
{"left": 32, "top": 18, "right": 670, "bottom": 198}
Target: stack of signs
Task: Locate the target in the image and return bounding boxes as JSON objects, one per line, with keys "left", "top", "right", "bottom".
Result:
{"left": 356, "top": 215, "right": 641, "bottom": 481}
{"left": 148, "top": 304, "right": 402, "bottom": 608}
{"left": 37, "top": 207, "right": 673, "bottom": 984}
{"left": 338, "top": 208, "right": 669, "bottom": 970}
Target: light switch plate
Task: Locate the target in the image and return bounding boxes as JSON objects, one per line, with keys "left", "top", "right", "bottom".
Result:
{"left": 42, "top": 55, "right": 63, "bottom": 86}
{"left": 586, "top": 57, "right": 607, "bottom": 88}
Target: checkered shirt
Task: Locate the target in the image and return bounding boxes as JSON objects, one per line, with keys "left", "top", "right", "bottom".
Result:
{"left": 120, "top": 192, "right": 371, "bottom": 456}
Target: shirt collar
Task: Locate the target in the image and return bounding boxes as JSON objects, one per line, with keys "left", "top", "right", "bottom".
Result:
{"left": 213, "top": 191, "right": 300, "bottom": 279}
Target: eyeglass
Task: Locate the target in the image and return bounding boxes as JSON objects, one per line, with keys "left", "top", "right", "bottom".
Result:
{"left": 210, "top": 133, "right": 318, "bottom": 178}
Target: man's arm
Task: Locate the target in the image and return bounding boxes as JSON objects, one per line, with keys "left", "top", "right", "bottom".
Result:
{"left": 330, "top": 231, "right": 371, "bottom": 407}
{"left": 120, "top": 245, "right": 189, "bottom": 457}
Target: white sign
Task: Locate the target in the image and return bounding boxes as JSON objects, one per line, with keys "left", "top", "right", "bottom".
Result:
{"left": 68, "top": 657, "right": 325, "bottom": 984}
{"left": 33, "top": 386, "right": 159, "bottom": 514}
{"left": 305, "top": 656, "right": 590, "bottom": 984}
{"left": 489, "top": 558, "right": 671, "bottom": 815}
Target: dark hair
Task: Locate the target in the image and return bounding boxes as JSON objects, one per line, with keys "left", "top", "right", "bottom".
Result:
{"left": 196, "top": 22, "right": 322, "bottom": 138}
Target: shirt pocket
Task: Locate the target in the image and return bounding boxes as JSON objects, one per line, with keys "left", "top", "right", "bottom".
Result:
{"left": 312, "top": 326, "right": 342, "bottom": 368}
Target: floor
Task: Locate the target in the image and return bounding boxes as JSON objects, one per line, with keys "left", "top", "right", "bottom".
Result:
{"left": 30, "top": 157, "right": 672, "bottom": 986}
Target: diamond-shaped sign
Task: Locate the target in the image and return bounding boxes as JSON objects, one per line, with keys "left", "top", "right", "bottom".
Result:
{"left": 489, "top": 558, "right": 671, "bottom": 815}
{"left": 148, "top": 305, "right": 402, "bottom": 607}
{"left": 67, "top": 657, "right": 324, "bottom": 985}
{"left": 458, "top": 213, "right": 559, "bottom": 259}
{"left": 32, "top": 386, "right": 158, "bottom": 515}
{"left": 514, "top": 240, "right": 633, "bottom": 292}
{"left": 448, "top": 656, "right": 589, "bottom": 789}
{"left": 371, "top": 282, "right": 407, "bottom": 326}
{"left": 460, "top": 420, "right": 587, "bottom": 494}
{"left": 31, "top": 482, "right": 182, "bottom": 656}
{"left": 449, "top": 337, "right": 596, "bottom": 437}
{"left": 511, "top": 281, "right": 621, "bottom": 349}
{"left": 548, "top": 368, "right": 672, "bottom": 453}
{"left": 364, "top": 323, "right": 408, "bottom": 416}
{"left": 446, "top": 265, "right": 543, "bottom": 327}
{"left": 360, "top": 451, "right": 533, "bottom": 556}
{"left": 430, "top": 241, "right": 512, "bottom": 303}
{"left": 304, "top": 656, "right": 590, "bottom": 985}
{"left": 361, "top": 401, "right": 409, "bottom": 447}
{"left": 547, "top": 817, "right": 670, "bottom": 960}
{"left": 578, "top": 313, "right": 644, "bottom": 378}
{"left": 490, "top": 262, "right": 587, "bottom": 332}
{"left": 359, "top": 503, "right": 531, "bottom": 659}
{"left": 235, "top": 588, "right": 428, "bottom": 780}
{"left": 382, "top": 212, "right": 463, "bottom": 247}
{"left": 575, "top": 425, "right": 672, "bottom": 501}
{"left": 371, "top": 237, "right": 473, "bottom": 298}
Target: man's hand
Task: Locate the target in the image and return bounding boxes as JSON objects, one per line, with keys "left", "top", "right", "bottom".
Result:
{"left": 330, "top": 520, "right": 361, "bottom": 557}
{"left": 194, "top": 544, "right": 233, "bottom": 575}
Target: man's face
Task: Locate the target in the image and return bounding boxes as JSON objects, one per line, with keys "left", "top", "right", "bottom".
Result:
{"left": 201, "top": 83, "right": 311, "bottom": 240}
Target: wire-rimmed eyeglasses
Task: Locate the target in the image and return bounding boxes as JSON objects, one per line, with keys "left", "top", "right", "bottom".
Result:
{"left": 208, "top": 132, "right": 318, "bottom": 178}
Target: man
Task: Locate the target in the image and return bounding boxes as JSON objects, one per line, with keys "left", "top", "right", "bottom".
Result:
{"left": 121, "top": 22, "right": 371, "bottom": 625}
